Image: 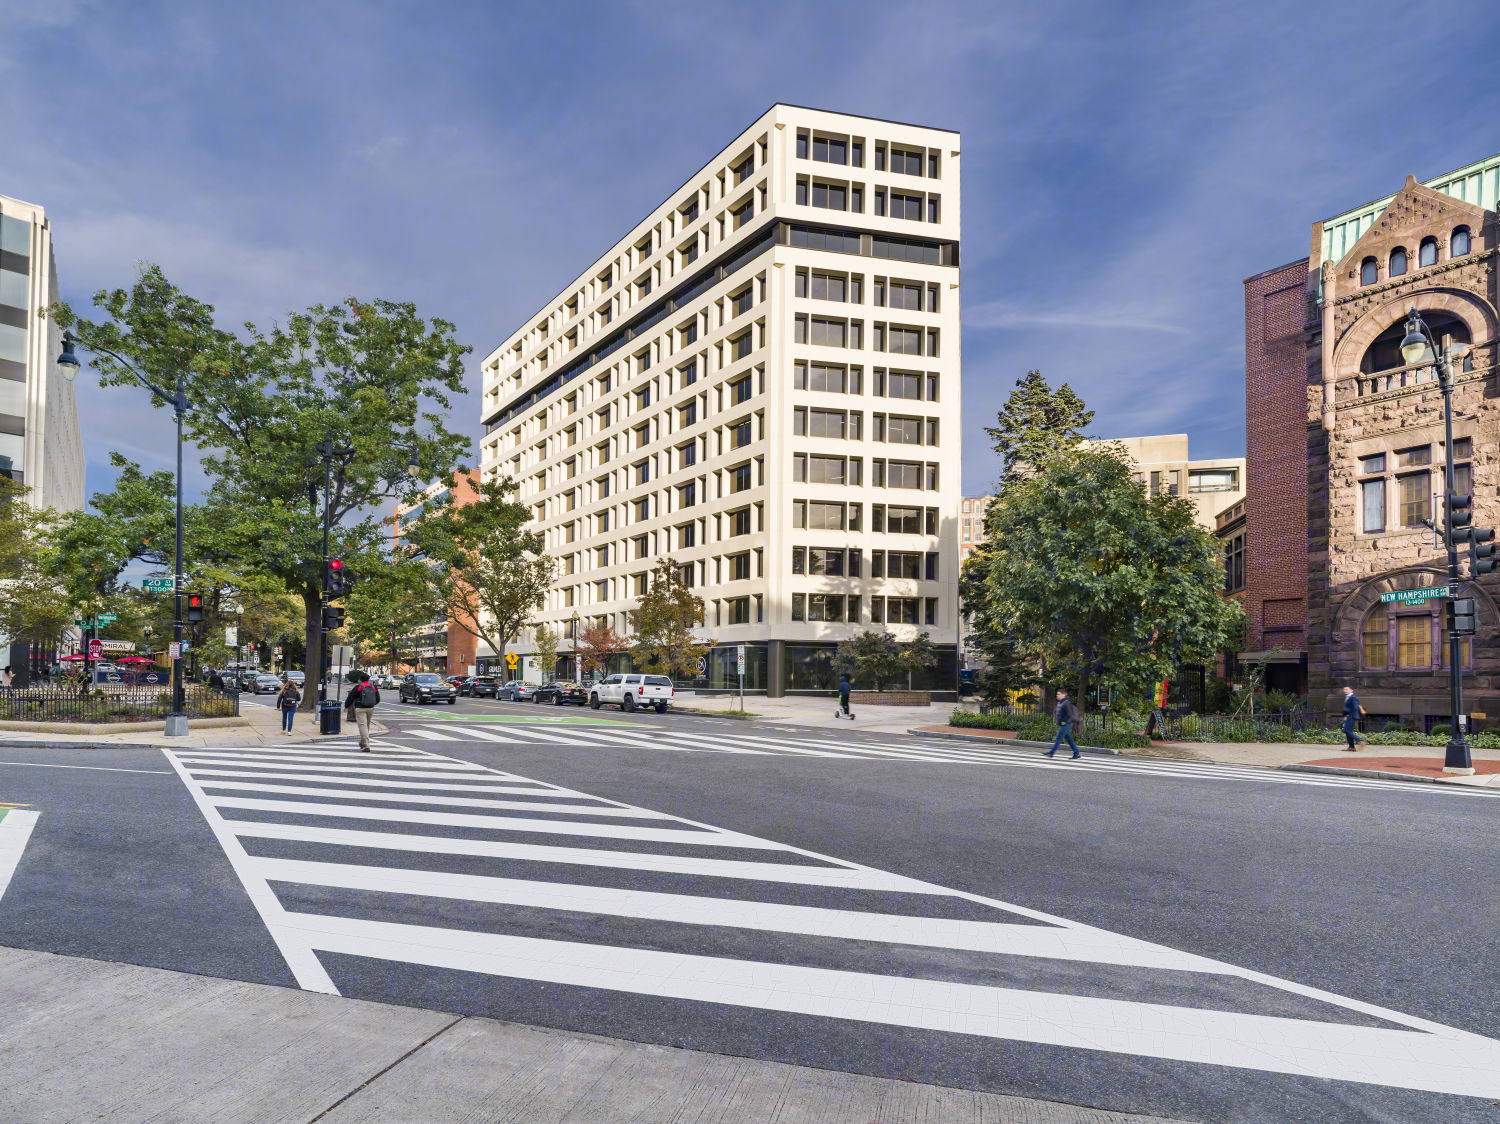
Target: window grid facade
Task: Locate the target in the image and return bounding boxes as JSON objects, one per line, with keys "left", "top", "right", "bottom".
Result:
{"left": 476, "top": 106, "right": 961, "bottom": 679}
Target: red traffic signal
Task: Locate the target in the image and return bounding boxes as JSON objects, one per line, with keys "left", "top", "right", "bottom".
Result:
{"left": 329, "top": 559, "right": 343, "bottom": 573}
{"left": 186, "top": 593, "right": 204, "bottom": 623}
{"left": 324, "top": 558, "right": 348, "bottom": 596}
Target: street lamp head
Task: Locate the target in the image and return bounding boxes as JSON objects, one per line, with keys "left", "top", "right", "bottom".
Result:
{"left": 57, "top": 331, "right": 80, "bottom": 381}
{"left": 406, "top": 447, "right": 421, "bottom": 478}
{"left": 1400, "top": 309, "right": 1434, "bottom": 366}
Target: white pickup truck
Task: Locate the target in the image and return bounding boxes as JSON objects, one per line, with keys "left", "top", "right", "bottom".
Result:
{"left": 588, "top": 673, "right": 675, "bottom": 714}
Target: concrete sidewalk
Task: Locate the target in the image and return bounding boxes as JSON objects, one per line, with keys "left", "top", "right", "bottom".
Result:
{"left": 0, "top": 945, "right": 1188, "bottom": 1124}
{"left": 0, "top": 696, "right": 390, "bottom": 750}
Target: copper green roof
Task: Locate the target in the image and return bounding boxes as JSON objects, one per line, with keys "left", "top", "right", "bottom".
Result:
{"left": 1319, "top": 152, "right": 1500, "bottom": 268}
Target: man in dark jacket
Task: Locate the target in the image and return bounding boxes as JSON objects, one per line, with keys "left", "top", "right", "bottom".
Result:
{"left": 1045, "top": 688, "right": 1082, "bottom": 759}
{"left": 1341, "top": 686, "right": 1365, "bottom": 751}
{"left": 344, "top": 672, "right": 381, "bottom": 752}
{"left": 835, "top": 674, "right": 854, "bottom": 720}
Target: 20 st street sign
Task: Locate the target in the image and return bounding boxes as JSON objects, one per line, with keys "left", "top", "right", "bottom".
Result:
{"left": 1380, "top": 586, "right": 1451, "bottom": 606}
{"left": 142, "top": 577, "right": 176, "bottom": 592}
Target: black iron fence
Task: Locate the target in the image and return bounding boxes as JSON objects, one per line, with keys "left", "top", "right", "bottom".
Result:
{"left": 0, "top": 684, "right": 239, "bottom": 724}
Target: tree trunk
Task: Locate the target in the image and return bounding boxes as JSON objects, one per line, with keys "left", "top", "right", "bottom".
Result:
{"left": 300, "top": 584, "right": 321, "bottom": 711}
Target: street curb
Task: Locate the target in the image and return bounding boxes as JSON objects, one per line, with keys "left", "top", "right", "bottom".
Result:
{"left": 669, "top": 708, "right": 757, "bottom": 720}
{"left": 0, "top": 716, "right": 249, "bottom": 735}
{"left": 0, "top": 740, "right": 164, "bottom": 751}
{"left": 1281, "top": 762, "right": 1464, "bottom": 785}
{"left": 910, "top": 729, "right": 1120, "bottom": 755}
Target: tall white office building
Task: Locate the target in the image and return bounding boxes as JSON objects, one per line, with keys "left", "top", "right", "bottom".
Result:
{"left": 478, "top": 106, "right": 961, "bottom": 696}
{"left": 0, "top": 193, "right": 82, "bottom": 513}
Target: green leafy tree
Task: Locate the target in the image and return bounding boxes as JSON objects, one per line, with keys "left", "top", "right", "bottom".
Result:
{"left": 973, "top": 444, "right": 1241, "bottom": 709}
{"left": 628, "top": 557, "right": 710, "bottom": 679}
{"left": 341, "top": 552, "right": 443, "bottom": 670}
{"left": 985, "top": 369, "right": 1094, "bottom": 483}
{"left": 0, "top": 478, "right": 73, "bottom": 648}
{"left": 56, "top": 266, "right": 472, "bottom": 708}
{"left": 833, "top": 629, "right": 937, "bottom": 691}
{"left": 960, "top": 545, "right": 1039, "bottom": 708}
{"left": 402, "top": 476, "right": 554, "bottom": 668}
{"left": 533, "top": 624, "right": 560, "bottom": 682}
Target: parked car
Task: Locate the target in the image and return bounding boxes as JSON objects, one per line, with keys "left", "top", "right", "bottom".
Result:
{"left": 496, "top": 680, "right": 536, "bottom": 701}
{"left": 281, "top": 670, "right": 305, "bottom": 686}
{"left": 236, "top": 669, "right": 261, "bottom": 692}
{"left": 378, "top": 674, "right": 399, "bottom": 689}
{"left": 446, "top": 676, "right": 467, "bottom": 689}
{"left": 462, "top": 676, "right": 500, "bottom": 698}
{"left": 399, "top": 672, "right": 457, "bottom": 704}
{"left": 253, "top": 674, "right": 282, "bottom": 695}
{"left": 536, "top": 681, "right": 587, "bottom": 706}
{"left": 589, "top": 673, "right": 674, "bottom": 714}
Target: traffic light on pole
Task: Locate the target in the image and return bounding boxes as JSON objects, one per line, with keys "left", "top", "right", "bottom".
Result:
{"left": 322, "top": 605, "right": 345, "bottom": 630}
{"left": 1446, "top": 491, "right": 1473, "bottom": 543}
{"left": 323, "top": 558, "right": 347, "bottom": 597}
{"left": 186, "top": 593, "right": 204, "bottom": 623}
{"left": 1470, "top": 528, "right": 1497, "bottom": 576}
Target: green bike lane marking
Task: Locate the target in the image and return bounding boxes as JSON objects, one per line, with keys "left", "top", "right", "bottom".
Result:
{"left": 392, "top": 711, "right": 634, "bottom": 727}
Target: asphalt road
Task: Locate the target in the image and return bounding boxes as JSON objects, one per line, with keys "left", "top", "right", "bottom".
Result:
{"left": 2, "top": 695, "right": 1499, "bottom": 1122}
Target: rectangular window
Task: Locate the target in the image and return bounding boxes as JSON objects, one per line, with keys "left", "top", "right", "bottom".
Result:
{"left": 1452, "top": 437, "right": 1473, "bottom": 460}
{"left": 731, "top": 197, "right": 754, "bottom": 230}
{"left": 729, "top": 461, "right": 752, "bottom": 493}
{"left": 634, "top": 497, "right": 651, "bottom": 521}
{"left": 729, "top": 375, "right": 753, "bottom": 405}
{"left": 807, "top": 594, "right": 844, "bottom": 622}
{"left": 1359, "top": 453, "right": 1386, "bottom": 474}
{"left": 1362, "top": 479, "right": 1385, "bottom": 534}
{"left": 1397, "top": 615, "right": 1431, "bottom": 668}
{"left": 806, "top": 362, "right": 847, "bottom": 393}
{"left": 886, "top": 415, "right": 923, "bottom": 444}
{"left": 812, "top": 182, "right": 847, "bottom": 211}
{"left": 890, "top": 192, "right": 922, "bottom": 220}
{"left": 888, "top": 282, "right": 922, "bottom": 310}
{"left": 796, "top": 132, "right": 809, "bottom": 159}
{"left": 791, "top": 546, "right": 805, "bottom": 574}
{"left": 728, "top": 507, "right": 751, "bottom": 536}
{"left": 678, "top": 440, "right": 697, "bottom": 468}
{"left": 888, "top": 327, "right": 923, "bottom": 355}
{"left": 807, "top": 501, "right": 845, "bottom": 530}
{"left": 678, "top": 523, "right": 696, "bottom": 549}
{"left": 729, "top": 418, "right": 753, "bottom": 449}
{"left": 886, "top": 505, "right": 923, "bottom": 534}
{"left": 727, "top": 597, "right": 751, "bottom": 625}
{"left": 890, "top": 147, "right": 923, "bottom": 176}
{"left": 728, "top": 552, "right": 751, "bottom": 581}
{"left": 808, "top": 548, "right": 845, "bottom": 576}
{"left": 678, "top": 482, "right": 696, "bottom": 508}
{"left": 812, "top": 136, "right": 847, "bottom": 164}
{"left": 886, "top": 460, "right": 923, "bottom": 489}
{"left": 810, "top": 318, "right": 847, "bottom": 347}
{"left": 731, "top": 287, "right": 753, "bottom": 317}
{"left": 730, "top": 331, "right": 753, "bottom": 360}
{"left": 807, "top": 455, "right": 847, "bottom": 484}
{"left": 887, "top": 551, "right": 922, "bottom": 579}
{"left": 888, "top": 597, "right": 921, "bottom": 624}
{"left": 810, "top": 272, "right": 847, "bottom": 301}
{"left": 732, "top": 153, "right": 754, "bottom": 185}
{"left": 792, "top": 592, "right": 806, "bottom": 620}
{"left": 1188, "top": 469, "right": 1239, "bottom": 493}
{"left": 1395, "top": 445, "right": 1431, "bottom": 468}
{"left": 1398, "top": 473, "right": 1429, "bottom": 528}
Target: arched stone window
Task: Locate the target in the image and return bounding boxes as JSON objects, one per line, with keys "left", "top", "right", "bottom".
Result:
{"left": 1419, "top": 237, "right": 1438, "bottom": 267}
{"left": 1360, "top": 257, "right": 1378, "bottom": 285}
{"left": 1452, "top": 226, "right": 1471, "bottom": 257}
{"left": 1360, "top": 311, "right": 1470, "bottom": 374}
{"left": 1389, "top": 247, "right": 1408, "bottom": 277}
{"left": 1361, "top": 600, "right": 1472, "bottom": 670}
{"left": 1361, "top": 605, "right": 1388, "bottom": 669}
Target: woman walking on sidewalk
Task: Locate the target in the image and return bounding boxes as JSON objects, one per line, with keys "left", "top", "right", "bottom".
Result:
{"left": 277, "top": 678, "right": 301, "bottom": 733}
{"left": 1341, "top": 685, "right": 1366, "bottom": 751}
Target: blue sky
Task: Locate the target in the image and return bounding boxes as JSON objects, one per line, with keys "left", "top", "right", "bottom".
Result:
{"left": 5, "top": 0, "right": 1500, "bottom": 501}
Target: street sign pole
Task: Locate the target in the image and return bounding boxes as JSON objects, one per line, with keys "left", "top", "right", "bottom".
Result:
{"left": 736, "top": 644, "right": 746, "bottom": 711}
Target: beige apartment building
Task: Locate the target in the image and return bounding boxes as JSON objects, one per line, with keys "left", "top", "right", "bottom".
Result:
{"left": 477, "top": 105, "right": 963, "bottom": 696}
{"left": 1095, "top": 434, "right": 1245, "bottom": 531}
{"left": 959, "top": 494, "right": 992, "bottom": 559}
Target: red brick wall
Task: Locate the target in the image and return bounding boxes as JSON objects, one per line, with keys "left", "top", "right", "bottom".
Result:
{"left": 1243, "top": 259, "right": 1312, "bottom": 660}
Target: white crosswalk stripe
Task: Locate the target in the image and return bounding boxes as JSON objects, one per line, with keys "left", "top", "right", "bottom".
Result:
{"left": 164, "top": 742, "right": 1500, "bottom": 1100}
{"left": 368, "top": 722, "right": 1500, "bottom": 797}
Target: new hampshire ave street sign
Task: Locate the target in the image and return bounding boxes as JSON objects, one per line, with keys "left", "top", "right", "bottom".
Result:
{"left": 1380, "top": 586, "right": 1451, "bottom": 606}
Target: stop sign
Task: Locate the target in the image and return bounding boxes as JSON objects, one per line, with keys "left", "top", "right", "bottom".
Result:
{"left": 88, "top": 639, "right": 103, "bottom": 659}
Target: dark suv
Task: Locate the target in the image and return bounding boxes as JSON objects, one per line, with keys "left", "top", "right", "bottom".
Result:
{"left": 399, "top": 672, "right": 457, "bottom": 704}
{"left": 461, "top": 676, "right": 500, "bottom": 698}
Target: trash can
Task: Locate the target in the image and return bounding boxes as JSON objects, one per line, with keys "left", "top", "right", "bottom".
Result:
{"left": 318, "top": 700, "right": 342, "bottom": 735}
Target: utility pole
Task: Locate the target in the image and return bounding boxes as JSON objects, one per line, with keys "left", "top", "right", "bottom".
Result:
{"left": 314, "top": 430, "right": 354, "bottom": 729}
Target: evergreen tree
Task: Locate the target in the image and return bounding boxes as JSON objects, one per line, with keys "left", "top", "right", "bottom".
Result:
{"left": 984, "top": 369, "right": 1094, "bottom": 482}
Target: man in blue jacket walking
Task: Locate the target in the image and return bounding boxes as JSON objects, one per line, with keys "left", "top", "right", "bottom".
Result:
{"left": 1045, "top": 688, "right": 1082, "bottom": 759}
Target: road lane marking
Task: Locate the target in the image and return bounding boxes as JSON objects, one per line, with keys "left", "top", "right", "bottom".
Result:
{"left": 194, "top": 781, "right": 672, "bottom": 817}
{"left": 0, "top": 761, "right": 172, "bottom": 774}
{"left": 0, "top": 809, "right": 39, "bottom": 902}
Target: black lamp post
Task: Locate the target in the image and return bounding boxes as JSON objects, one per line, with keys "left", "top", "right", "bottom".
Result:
{"left": 59, "top": 331, "right": 190, "bottom": 736}
{"left": 1400, "top": 307, "right": 1476, "bottom": 774}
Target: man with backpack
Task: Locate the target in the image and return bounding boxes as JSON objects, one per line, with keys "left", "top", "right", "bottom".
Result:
{"left": 343, "top": 672, "right": 381, "bottom": 752}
